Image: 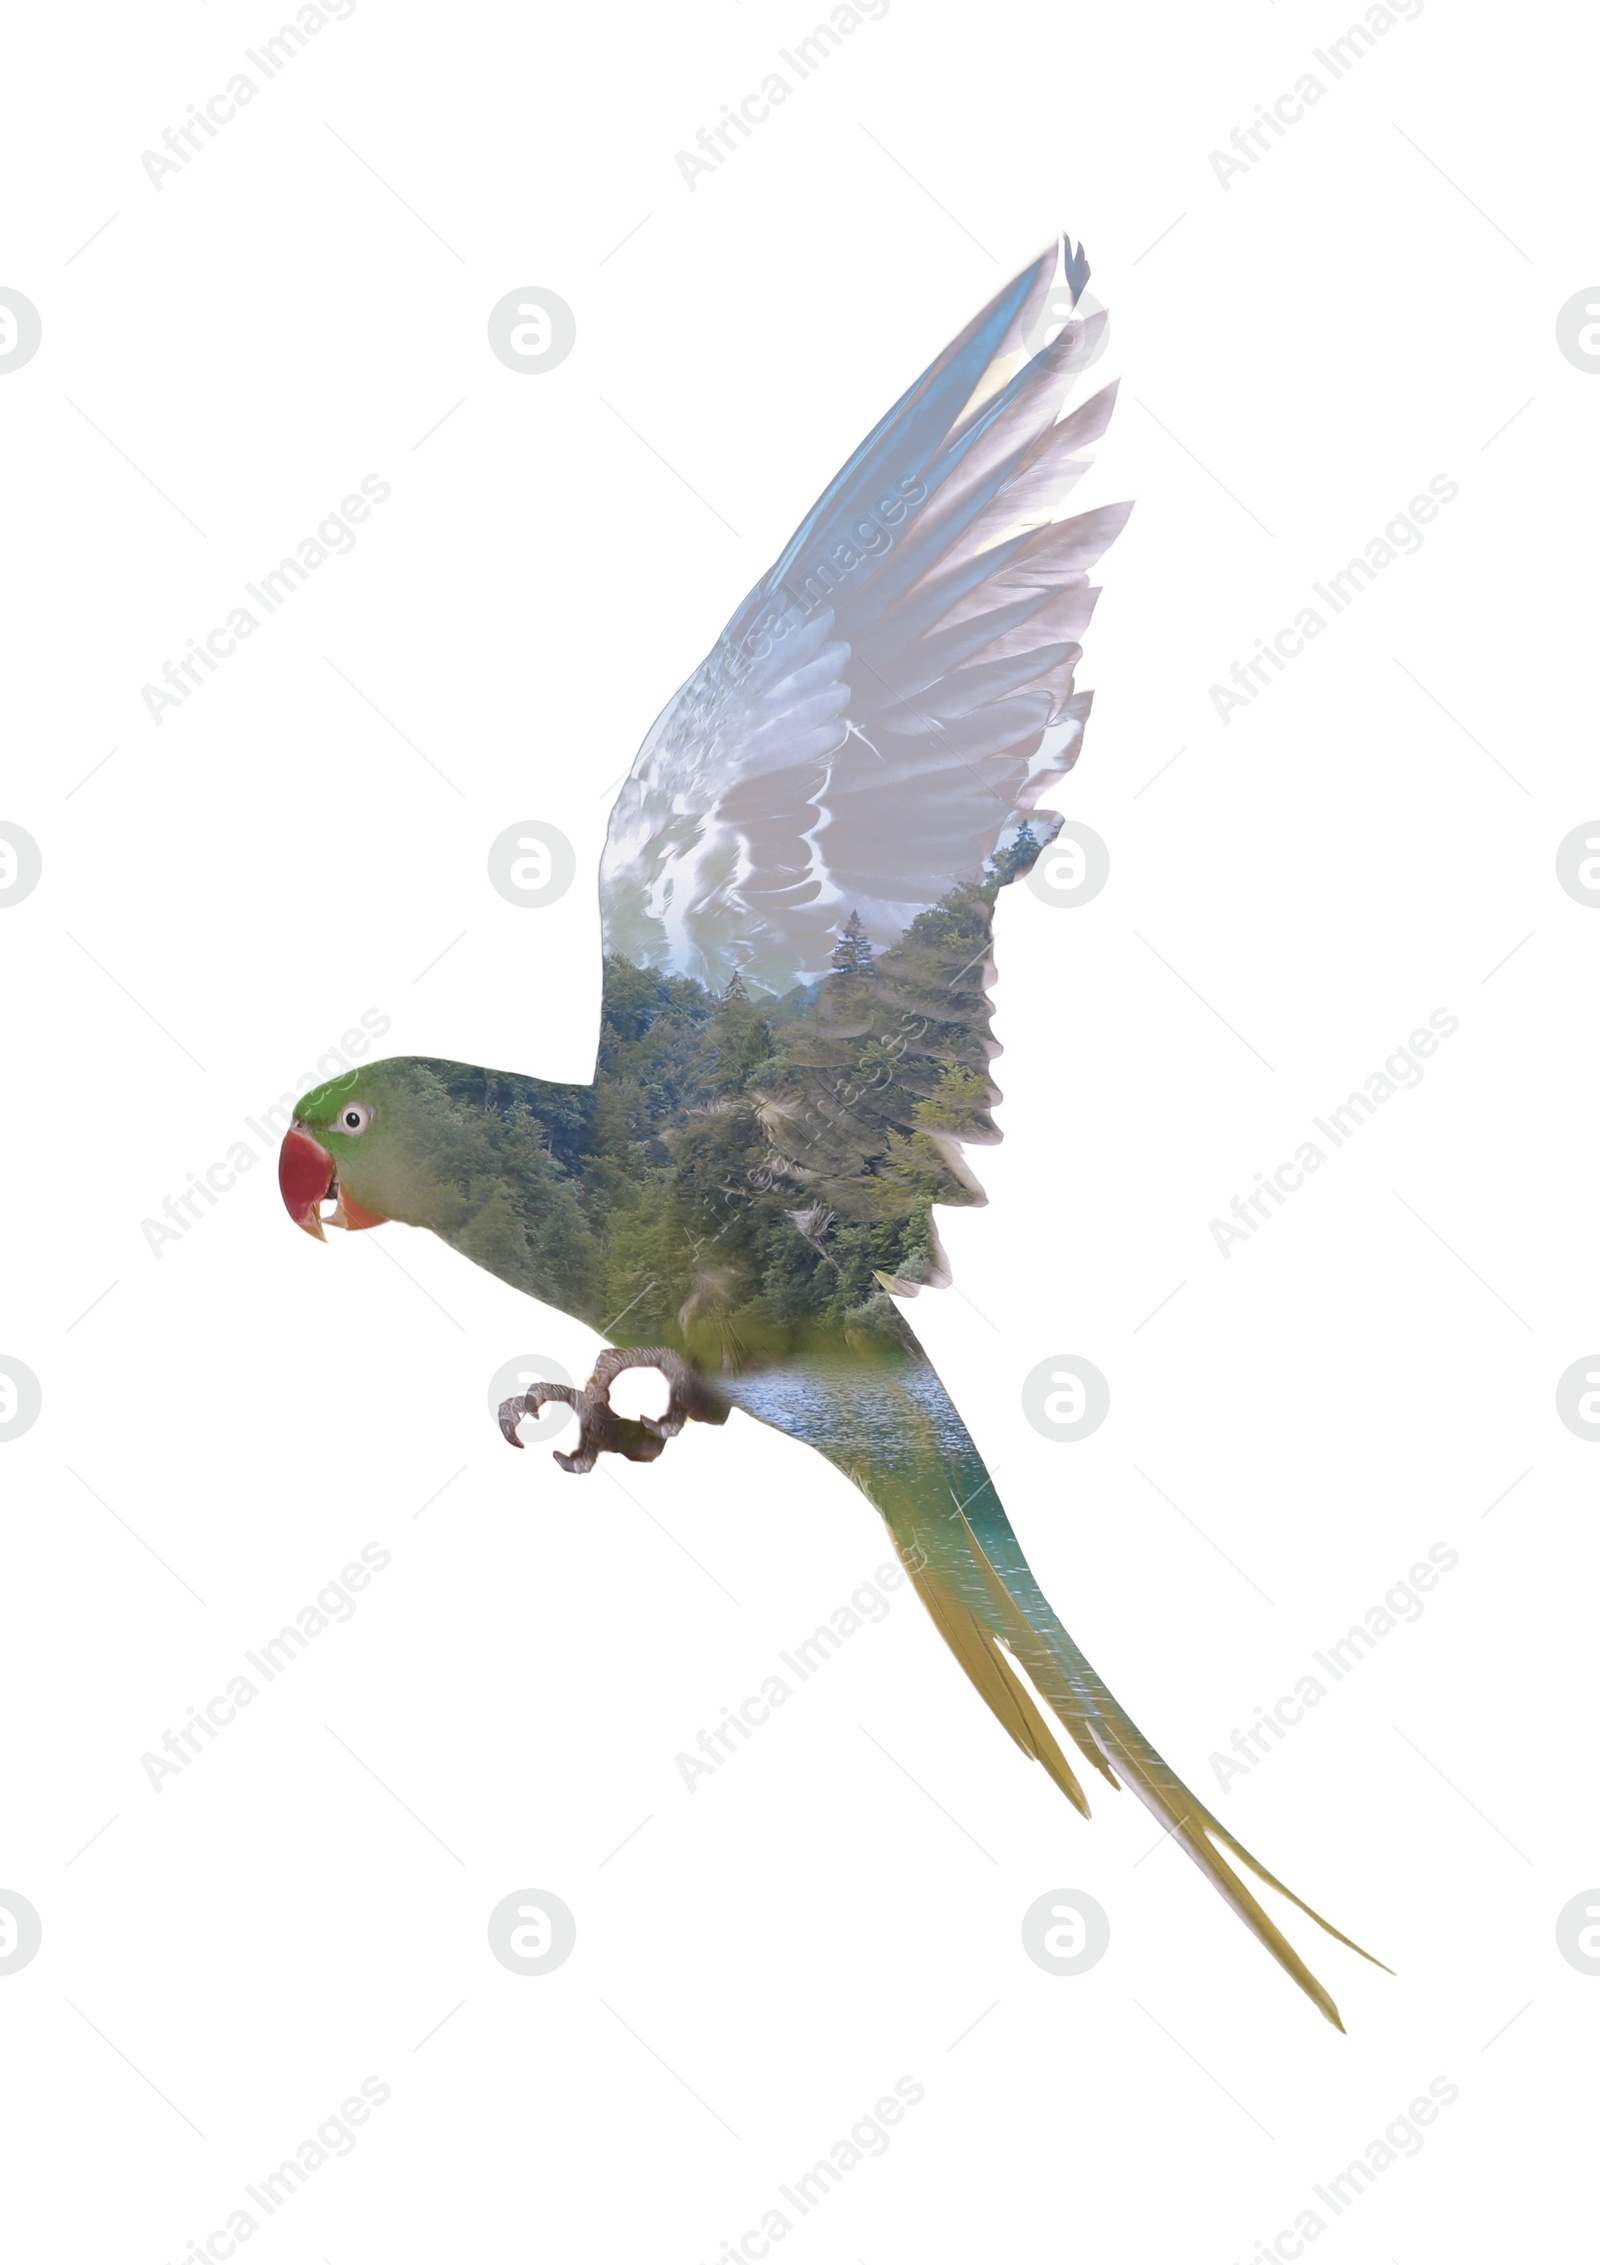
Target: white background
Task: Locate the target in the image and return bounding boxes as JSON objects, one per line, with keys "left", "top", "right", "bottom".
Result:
{"left": 2, "top": 0, "right": 1596, "bottom": 2258}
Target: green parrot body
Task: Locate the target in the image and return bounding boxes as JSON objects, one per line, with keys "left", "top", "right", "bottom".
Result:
{"left": 282, "top": 239, "right": 1381, "bottom": 2026}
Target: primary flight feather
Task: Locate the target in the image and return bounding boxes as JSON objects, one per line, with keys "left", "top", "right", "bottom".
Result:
{"left": 278, "top": 237, "right": 1382, "bottom": 2027}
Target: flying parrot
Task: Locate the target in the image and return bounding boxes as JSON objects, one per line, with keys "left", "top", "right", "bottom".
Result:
{"left": 279, "top": 236, "right": 1381, "bottom": 2027}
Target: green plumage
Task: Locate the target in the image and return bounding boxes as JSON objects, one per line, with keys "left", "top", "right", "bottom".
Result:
{"left": 300, "top": 874, "right": 1014, "bottom": 1366}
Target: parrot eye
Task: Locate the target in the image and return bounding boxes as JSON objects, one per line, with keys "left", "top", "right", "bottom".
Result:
{"left": 336, "top": 1103, "right": 372, "bottom": 1135}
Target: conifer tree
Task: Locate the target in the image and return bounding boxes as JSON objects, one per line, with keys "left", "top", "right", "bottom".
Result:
{"left": 830, "top": 909, "right": 875, "bottom": 974}
{"left": 987, "top": 822, "right": 1041, "bottom": 891}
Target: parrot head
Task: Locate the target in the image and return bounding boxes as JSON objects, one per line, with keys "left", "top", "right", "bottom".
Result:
{"left": 277, "top": 1057, "right": 486, "bottom": 1242}
{"left": 277, "top": 1054, "right": 565, "bottom": 1252}
{"left": 278, "top": 1055, "right": 599, "bottom": 1325}
{"left": 278, "top": 1064, "right": 402, "bottom": 1241}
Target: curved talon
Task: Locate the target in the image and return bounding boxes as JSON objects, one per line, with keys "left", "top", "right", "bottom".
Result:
{"left": 497, "top": 1383, "right": 582, "bottom": 1448}
{"left": 496, "top": 1349, "right": 728, "bottom": 1474}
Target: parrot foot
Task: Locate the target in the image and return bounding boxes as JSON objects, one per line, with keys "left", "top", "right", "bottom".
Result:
{"left": 497, "top": 1347, "right": 727, "bottom": 1476}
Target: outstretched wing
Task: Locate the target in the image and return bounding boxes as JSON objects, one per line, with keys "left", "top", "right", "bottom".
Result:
{"left": 600, "top": 235, "right": 1127, "bottom": 1000}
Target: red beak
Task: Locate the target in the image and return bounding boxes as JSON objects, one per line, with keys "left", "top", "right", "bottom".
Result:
{"left": 279, "top": 1123, "right": 388, "bottom": 1240}
{"left": 280, "top": 1124, "right": 336, "bottom": 1240}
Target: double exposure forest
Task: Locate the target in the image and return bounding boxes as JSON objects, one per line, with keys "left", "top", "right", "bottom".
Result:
{"left": 421, "top": 830, "right": 1045, "bottom": 1366}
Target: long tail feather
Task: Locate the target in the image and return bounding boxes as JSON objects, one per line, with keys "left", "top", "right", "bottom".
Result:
{"left": 894, "top": 1531, "right": 1092, "bottom": 1817}
{"left": 951, "top": 1504, "right": 1390, "bottom": 2031}
{"left": 729, "top": 1349, "right": 1387, "bottom": 2029}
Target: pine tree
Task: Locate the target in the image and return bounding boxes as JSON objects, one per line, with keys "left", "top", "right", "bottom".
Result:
{"left": 830, "top": 909, "right": 875, "bottom": 974}
{"left": 988, "top": 822, "right": 1041, "bottom": 891}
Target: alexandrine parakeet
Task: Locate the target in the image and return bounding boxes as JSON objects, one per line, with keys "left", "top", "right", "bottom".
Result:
{"left": 279, "top": 238, "right": 1380, "bottom": 2027}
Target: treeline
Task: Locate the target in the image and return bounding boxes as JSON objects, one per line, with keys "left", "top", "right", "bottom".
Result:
{"left": 428, "top": 839, "right": 1040, "bottom": 1368}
